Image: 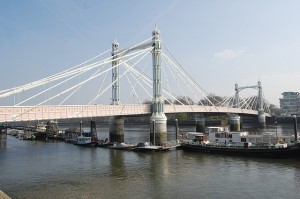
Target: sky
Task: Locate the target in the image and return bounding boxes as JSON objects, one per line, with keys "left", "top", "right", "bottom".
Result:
{"left": 0, "top": 0, "right": 299, "bottom": 106}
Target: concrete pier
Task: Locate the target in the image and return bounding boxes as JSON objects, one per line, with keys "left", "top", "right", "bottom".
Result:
{"left": 109, "top": 117, "right": 124, "bottom": 143}
{"left": 0, "top": 128, "right": 7, "bottom": 143}
{"left": 150, "top": 114, "right": 167, "bottom": 145}
{"left": 230, "top": 114, "right": 241, "bottom": 131}
{"left": 258, "top": 112, "right": 266, "bottom": 127}
{"left": 195, "top": 113, "right": 205, "bottom": 132}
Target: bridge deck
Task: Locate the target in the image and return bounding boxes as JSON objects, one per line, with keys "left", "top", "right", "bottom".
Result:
{"left": 0, "top": 104, "right": 268, "bottom": 122}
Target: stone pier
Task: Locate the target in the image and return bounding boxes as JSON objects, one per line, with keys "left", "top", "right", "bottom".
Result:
{"left": 109, "top": 117, "right": 124, "bottom": 143}
{"left": 195, "top": 113, "right": 205, "bottom": 132}
{"left": 230, "top": 114, "right": 241, "bottom": 131}
{"left": 0, "top": 128, "right": 7, "bottom": 143}
{"left": 150, "top": 114, "right": 167, "bottom": 146}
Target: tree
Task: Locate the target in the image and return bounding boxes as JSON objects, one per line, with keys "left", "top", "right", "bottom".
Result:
{"left": 143, "top": 99, "right": 152, "bottom": 104}
{"left": 269, "top": 104, "right": 281, "bottom": 116}
{"left": 174, "top": 96, "right": 194, "bottom": 105}
{"left": 164, "top": 99, "right": 173, "bottom": 104}
{"left": 198, "top": 94, "right": 224, "bottom": 106}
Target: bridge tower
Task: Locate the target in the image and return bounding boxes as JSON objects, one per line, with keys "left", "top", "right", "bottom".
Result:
{"left": 111, "top": 38, "right": 120, "bottom": 105}
{"left": 234, "top": 83, "right": 240, "bottom": 108}
{"left": 257, "top": 80, "right": 266, "bottom": 127}
{"left": 150, "top": 26, "right": 167, "bottom": 145}
{"left": 234, "top": 81, "right": 266, "bottom": 127}
{"left": 109, "top": 38, "right": 125, "bottom": 143}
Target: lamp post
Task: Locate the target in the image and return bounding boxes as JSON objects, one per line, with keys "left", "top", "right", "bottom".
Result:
{"left": 293, "top": 115, "right": 298, "bottom": 142}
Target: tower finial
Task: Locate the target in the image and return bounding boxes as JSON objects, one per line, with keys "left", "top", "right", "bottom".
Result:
{"left": 114, "top": 32, "right": 118, "bottom": 44}
{"left": 155, "top": 22, "right": 158, "bottom": 31}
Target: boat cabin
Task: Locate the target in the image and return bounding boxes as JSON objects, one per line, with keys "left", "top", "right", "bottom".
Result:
{"left": 185, "top": 132, "right": 209, "bottom": 143}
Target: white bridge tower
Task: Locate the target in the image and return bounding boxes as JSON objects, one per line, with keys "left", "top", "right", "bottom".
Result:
{"left": 234, "top": 80, "right": 266, "bottom": 127}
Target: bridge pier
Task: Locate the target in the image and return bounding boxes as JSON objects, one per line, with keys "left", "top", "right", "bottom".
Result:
{"left": 195, "top": 113, "right": 205, "bottom": 132}
{"left": 150, "top": 114, "right": 167, "bottom": 145}
{"left": 109, "top": 116, "right": 124, "bottom": 143}
{"left": 0, "top": 128, "right": 7, "bottom": 143}
{"left": 258, "top": 112, "right": 266, "bottom": 127}
{"left": 230, "top": 114, "right": 241, "bottom": 131}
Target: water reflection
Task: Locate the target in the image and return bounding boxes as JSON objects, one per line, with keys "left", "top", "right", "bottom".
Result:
{"left": 109, "top": 149, "right": 126, "bottom": 179}
{"left": 1, "top": 124, "right": 300, "bottom": 199}
{"left": 0, "top": 141, "right": 6, "bottom": 149}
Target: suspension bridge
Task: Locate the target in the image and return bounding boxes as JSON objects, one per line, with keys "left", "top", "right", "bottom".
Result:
{"left": 0, "top": 26, "right": 271, "bottom": 144}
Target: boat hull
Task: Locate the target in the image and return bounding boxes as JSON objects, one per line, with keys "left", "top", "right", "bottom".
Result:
{"left": 133, "top": 146, "right": 170, "bottom": 152}
{"left": 109, "top": 143, "right": 134, "bottom": 150}
{"left": 180, "top": 143, "right": 300, "bottom": 158}
{"left": 73, "top": 141, "right": 97, "bottom": 147}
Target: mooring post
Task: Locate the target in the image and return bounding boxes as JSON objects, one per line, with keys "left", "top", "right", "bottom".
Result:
{"left": 153, "top": 119, "right": 156, "bottom": 146}
{"left": 175, "top": 119, "right": 178, "bottom": 141}
{"left": 293, "top": 115, "right": 298, "bottom": 142}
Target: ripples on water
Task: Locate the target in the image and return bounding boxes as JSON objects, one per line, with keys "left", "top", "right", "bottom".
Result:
{"left": 0, "top": 125, "right": 300, "bottom": 199}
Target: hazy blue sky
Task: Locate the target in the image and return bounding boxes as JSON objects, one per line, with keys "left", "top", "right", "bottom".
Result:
{"left": 0, "top": 0, "right": 299, "bottom": 106}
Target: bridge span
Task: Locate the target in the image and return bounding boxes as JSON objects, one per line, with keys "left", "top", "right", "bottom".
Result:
{"left": 0, "top": 27, "right": 271, "bottom": 144}
{"left": 0, "top": 104, "right": 270, "bottom": 122}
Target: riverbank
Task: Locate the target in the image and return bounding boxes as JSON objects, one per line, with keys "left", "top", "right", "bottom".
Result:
{"left": 0, "top": 190, "right": 11, "bottom": 199}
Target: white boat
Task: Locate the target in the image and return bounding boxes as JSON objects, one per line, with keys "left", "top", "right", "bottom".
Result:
{"left": 74, "top": 134, "right": 95, "bottom": 146}
{"left": 180, "top": 126, "right": 300, "bottom": 157}
{"left": 36, "top": 122, "right": 46, "bottom": 132}
{"left": 73, "top": 120, "right": 98, "bottom": 147}
{"left": 133, "top": 142, "right": 169, "bottom": 152}
{"left": 109, "top": 142, "right": 135, "bottom": 150}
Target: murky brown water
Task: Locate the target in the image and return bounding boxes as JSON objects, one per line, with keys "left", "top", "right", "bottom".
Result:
{"left": 1, "top": 124, "right": 300, "bottom": 199}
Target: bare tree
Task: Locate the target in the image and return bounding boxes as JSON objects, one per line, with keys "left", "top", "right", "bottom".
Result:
{"left": 174, "top": 96, "right": 194, "bottom": 105}
{"left": 198, "top": 94, "right": 224, "bottom": 106}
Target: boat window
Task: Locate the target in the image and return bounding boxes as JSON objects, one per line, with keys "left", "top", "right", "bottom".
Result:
{"left": 241, "top": 138, "right": 246, "bottom": 142}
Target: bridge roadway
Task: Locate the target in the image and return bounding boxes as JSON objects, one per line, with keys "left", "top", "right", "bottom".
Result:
{"left": 0, "top": 104, "right": 270, "bottom": 122}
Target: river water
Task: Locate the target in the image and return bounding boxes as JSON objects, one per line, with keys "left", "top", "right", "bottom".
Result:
{"left": 0, "top": 124, "right": 300, "bottom": 199}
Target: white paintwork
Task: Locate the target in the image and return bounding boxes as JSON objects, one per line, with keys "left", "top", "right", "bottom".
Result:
{"left": 183, "top": 127, "right": 292, "bottom": 148}
{"left": 109, "top": 142, "right": 134, "bottom": 149}
{"left": 133, "top": 142, "right": 164, "bottom": 151}
{"left": 74, "top": 134, "right": 93, "bottom": 145}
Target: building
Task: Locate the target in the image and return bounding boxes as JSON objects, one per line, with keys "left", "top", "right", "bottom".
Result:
{"left": 279, "top": 92, "right": 300, "bottom": 116}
